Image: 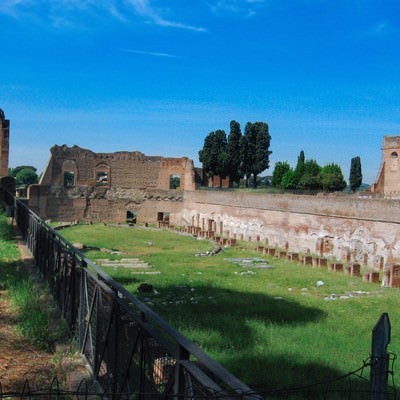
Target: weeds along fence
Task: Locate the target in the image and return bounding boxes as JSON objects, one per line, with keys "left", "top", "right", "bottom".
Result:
{"left": 4, "top": 192, "right": 260, "bottom": 400}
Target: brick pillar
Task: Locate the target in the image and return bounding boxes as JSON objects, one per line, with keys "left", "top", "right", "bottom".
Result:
{"left": 0, "top": 109, "right": 10, "bottom": 178}
{"left": 351, "top": 263, "right": 361, "bottom": 277}
{"left": 389, "top": 264, "right": 400, "bottom": 287}
{"left": 303, "top": 255, "right": 313, "bottom": 266}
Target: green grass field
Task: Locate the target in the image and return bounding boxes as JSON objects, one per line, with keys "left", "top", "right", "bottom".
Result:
{"left": 58, "top": 223, "right": 400, "bottom": 394}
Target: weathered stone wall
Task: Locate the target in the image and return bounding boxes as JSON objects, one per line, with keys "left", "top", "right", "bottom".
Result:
{"left": 39, "top": 145, "right": 196, "bottom": 191}
{"left": 31, "top": 144, "right": 195, "bottom": 222}
{"left": 179, "top": 191, "right": 400, "bottom": 267}
{"left": 28, "top": 184, "right": 184, "bottom": 224}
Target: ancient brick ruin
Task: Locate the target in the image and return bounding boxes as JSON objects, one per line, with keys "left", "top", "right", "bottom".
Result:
{"left": 28, "top": 144, "right": 197, "bottom": 223}
{"left": 0, "top": 109, "right": 9, "bottom": 178}
{"left": 3, "top": 108, "right": 400, "bottom": 287}
{"left": 372, "top": 136, "right": 400, "bottom": 196}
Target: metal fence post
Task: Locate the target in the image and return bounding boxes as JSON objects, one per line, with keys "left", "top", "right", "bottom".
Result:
{"left": 174, "top": 345, "right": 190, "bottom": 399}
{"left": 370, "top": 312, "right": 391, "bottom": 400}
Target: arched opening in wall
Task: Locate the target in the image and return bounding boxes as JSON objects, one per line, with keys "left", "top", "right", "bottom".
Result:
{"left": 169, "top": 174, "right": 181, "bottom": 189}
{"left": 62, "top": 160, "right": 77, "bottom": 188}
{"left": 390, "top": 152, "right": 399, "bottom": 172}
{"left": 126, "top": 210, "right": 137, "bottom": 225}
{"left": 95, "top": 163, "right": 110, "bottom": 187}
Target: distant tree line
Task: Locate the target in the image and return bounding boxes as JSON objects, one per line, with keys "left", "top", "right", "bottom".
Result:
{"left": 272, "top": 151, "right": 363, "bottom": 192}
{"left": 199, "top": 120, "right": 272, "bottom": 188}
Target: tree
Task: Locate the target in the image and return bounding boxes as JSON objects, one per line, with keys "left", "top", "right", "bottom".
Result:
{"left": 271, "top": 161, "right": 291, "bottom": 187}
{"left": 281, "top": 168, "right": 297, "bottom": 190}
{"left": 9, "top": 165, "right": 37, "bottom": 178}
{"left": 199, "top": 130, "right": 228, "bottom": 187}
{"left": 226, "top": 120, "right": 243, "bottom": 187}
{"left": 241, "top": 122, "right": 272, "bottom": 188}
{"left": 9, "top": 166, "right": 39, "bottom": 185}
{"left": 320, "top": 163, "right": 346, "bottom": 192}
{"left": 349, "top": 156, "right": 362, "bottom": 192}
{"left": 239, "top": 133, "right": 251, "bottom": 187}
{"left": 293, "top": 150, "right": 305, "bottom": 187}
{"left": 297, "top": 159, "right": 322, "bottom": 190}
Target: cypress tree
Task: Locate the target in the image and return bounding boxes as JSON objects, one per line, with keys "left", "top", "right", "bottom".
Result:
{"left": 349, "top": 156, "right": 362, "bottom": 192}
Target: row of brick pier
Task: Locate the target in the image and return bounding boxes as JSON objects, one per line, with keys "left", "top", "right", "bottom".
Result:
{"left": 158, "top": 222, "right": 400, "bottom": 288}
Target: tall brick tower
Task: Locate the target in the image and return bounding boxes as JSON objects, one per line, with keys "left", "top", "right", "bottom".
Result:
{"left": 372, "top": 136, "right": 400, "bottom": 195}
{"left": 0, "top": 108, "right": 10, "bottom": 177}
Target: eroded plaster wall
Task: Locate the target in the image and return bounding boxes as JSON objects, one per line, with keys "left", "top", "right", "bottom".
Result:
{"left": 179, "top": 191, "right": 400, "bottom": 267}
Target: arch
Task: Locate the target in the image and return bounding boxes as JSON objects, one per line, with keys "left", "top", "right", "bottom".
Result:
{"left": 169, "top": 174, "right": 181, "bottom": 189}
{"left": 390, "top": 152, "right": 399, "bottom": 172}
{"left": 95, "top": 162, "right": 110, "bottom": 186}
{"left": 62, "top": 160, "right": 77, "bottom": 187}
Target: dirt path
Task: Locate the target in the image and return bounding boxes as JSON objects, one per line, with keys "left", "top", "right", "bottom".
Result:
{"left": 0, "top": 290, "right": 61, "bottom": 392}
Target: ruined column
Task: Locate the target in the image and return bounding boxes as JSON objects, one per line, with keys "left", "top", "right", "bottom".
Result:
{"left": 0, "top": 109, "right": 10, "bottom": 177}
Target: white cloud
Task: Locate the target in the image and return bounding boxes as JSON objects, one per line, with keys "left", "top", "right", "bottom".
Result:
{"left": 119, "top": 48, "right": 180, "bottom": 58}
{"left": 207, "top": 0, "right": 265, "bottom": 17}
{"left": 0, "top": 0, "right": 33, "bottom": 18}
{"left": 371, "top": 21, "right": 390, "bottom": 36}
{"left": 125, "top": 0, "right": 206, "bottom": 31}
{"left": 0, "top": 0, "right": 206, "bottom": 32}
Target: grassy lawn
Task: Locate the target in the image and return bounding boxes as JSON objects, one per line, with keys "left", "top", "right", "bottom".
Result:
{"left": 59, "top": 223, "right": 399, "bottom": 394}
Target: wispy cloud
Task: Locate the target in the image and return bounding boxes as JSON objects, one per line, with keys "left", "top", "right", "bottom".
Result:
{"left": 0, "top": 0, "right": 33, "bottom": 18}
{"left": 0, "top": 0, "right": 206, "bottom": 32}
{"left": 207, "top": 0, "right": 265, "bottom": 17}
{"left": 370, "top": 21, "right": 391, "bottom": 36}
{"left": 125, "top": 0, "right": 206, "bottom": 32}
{"left": 119, "top": 48, "right": 180, "bottom": 58}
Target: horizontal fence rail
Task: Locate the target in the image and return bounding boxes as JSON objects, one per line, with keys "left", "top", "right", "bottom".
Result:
{"left": 5, "top": 191, "right": 260, "bottom": 400}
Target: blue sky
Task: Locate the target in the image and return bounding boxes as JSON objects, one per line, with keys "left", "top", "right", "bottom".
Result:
{"left": 1, "top": 0, "right": 400, "bottom": 184}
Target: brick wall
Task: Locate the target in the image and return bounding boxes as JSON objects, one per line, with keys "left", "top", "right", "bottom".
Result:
{"left": 179, "top": 191, "right": 400, "bottom": 267}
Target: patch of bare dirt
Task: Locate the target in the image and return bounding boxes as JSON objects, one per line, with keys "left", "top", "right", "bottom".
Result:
{"left": 0, "top": 290, "right": 60, "bottom": 393}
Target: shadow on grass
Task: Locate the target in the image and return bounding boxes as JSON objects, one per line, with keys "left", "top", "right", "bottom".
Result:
{"left": 144, "top": 283, "right": 326, "bottom": 334}
{"left": 138, "top": 284, "right": 375, "bottom": 397}
{"left": 232, "top": 354, "right": 371, "bottom": 399}
{"left": 0, "top": 260, "right": 24, "bottom": 290}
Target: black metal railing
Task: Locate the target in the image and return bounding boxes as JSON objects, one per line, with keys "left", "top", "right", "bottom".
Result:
{"left": 5, "top": 192, "right": 259, "bottom": 400}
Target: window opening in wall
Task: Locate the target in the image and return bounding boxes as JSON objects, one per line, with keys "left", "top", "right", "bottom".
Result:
{"left": 126, "top": 210, "right": 137, "bottom": 224}
{"left": 157, "top": 211, "right": 170, "bottom": 227}
{"left": 96, "top": 171, "right": 108, "bottom": 186}
{"left": 169, "top": 174, "right": 181, "bottom": 189}
{"left": 391, "top": 152, "right": 398, "bottom": 158}
{"left": 64, "top": 171, "right": 75, "bottom": 187}
{"left": 157, "top": 212, "right": 170, "bottom": 222}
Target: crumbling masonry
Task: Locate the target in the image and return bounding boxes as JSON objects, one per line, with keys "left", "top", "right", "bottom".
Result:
{"left": 2, "top": 108, "right": 400, "bottom": 285}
